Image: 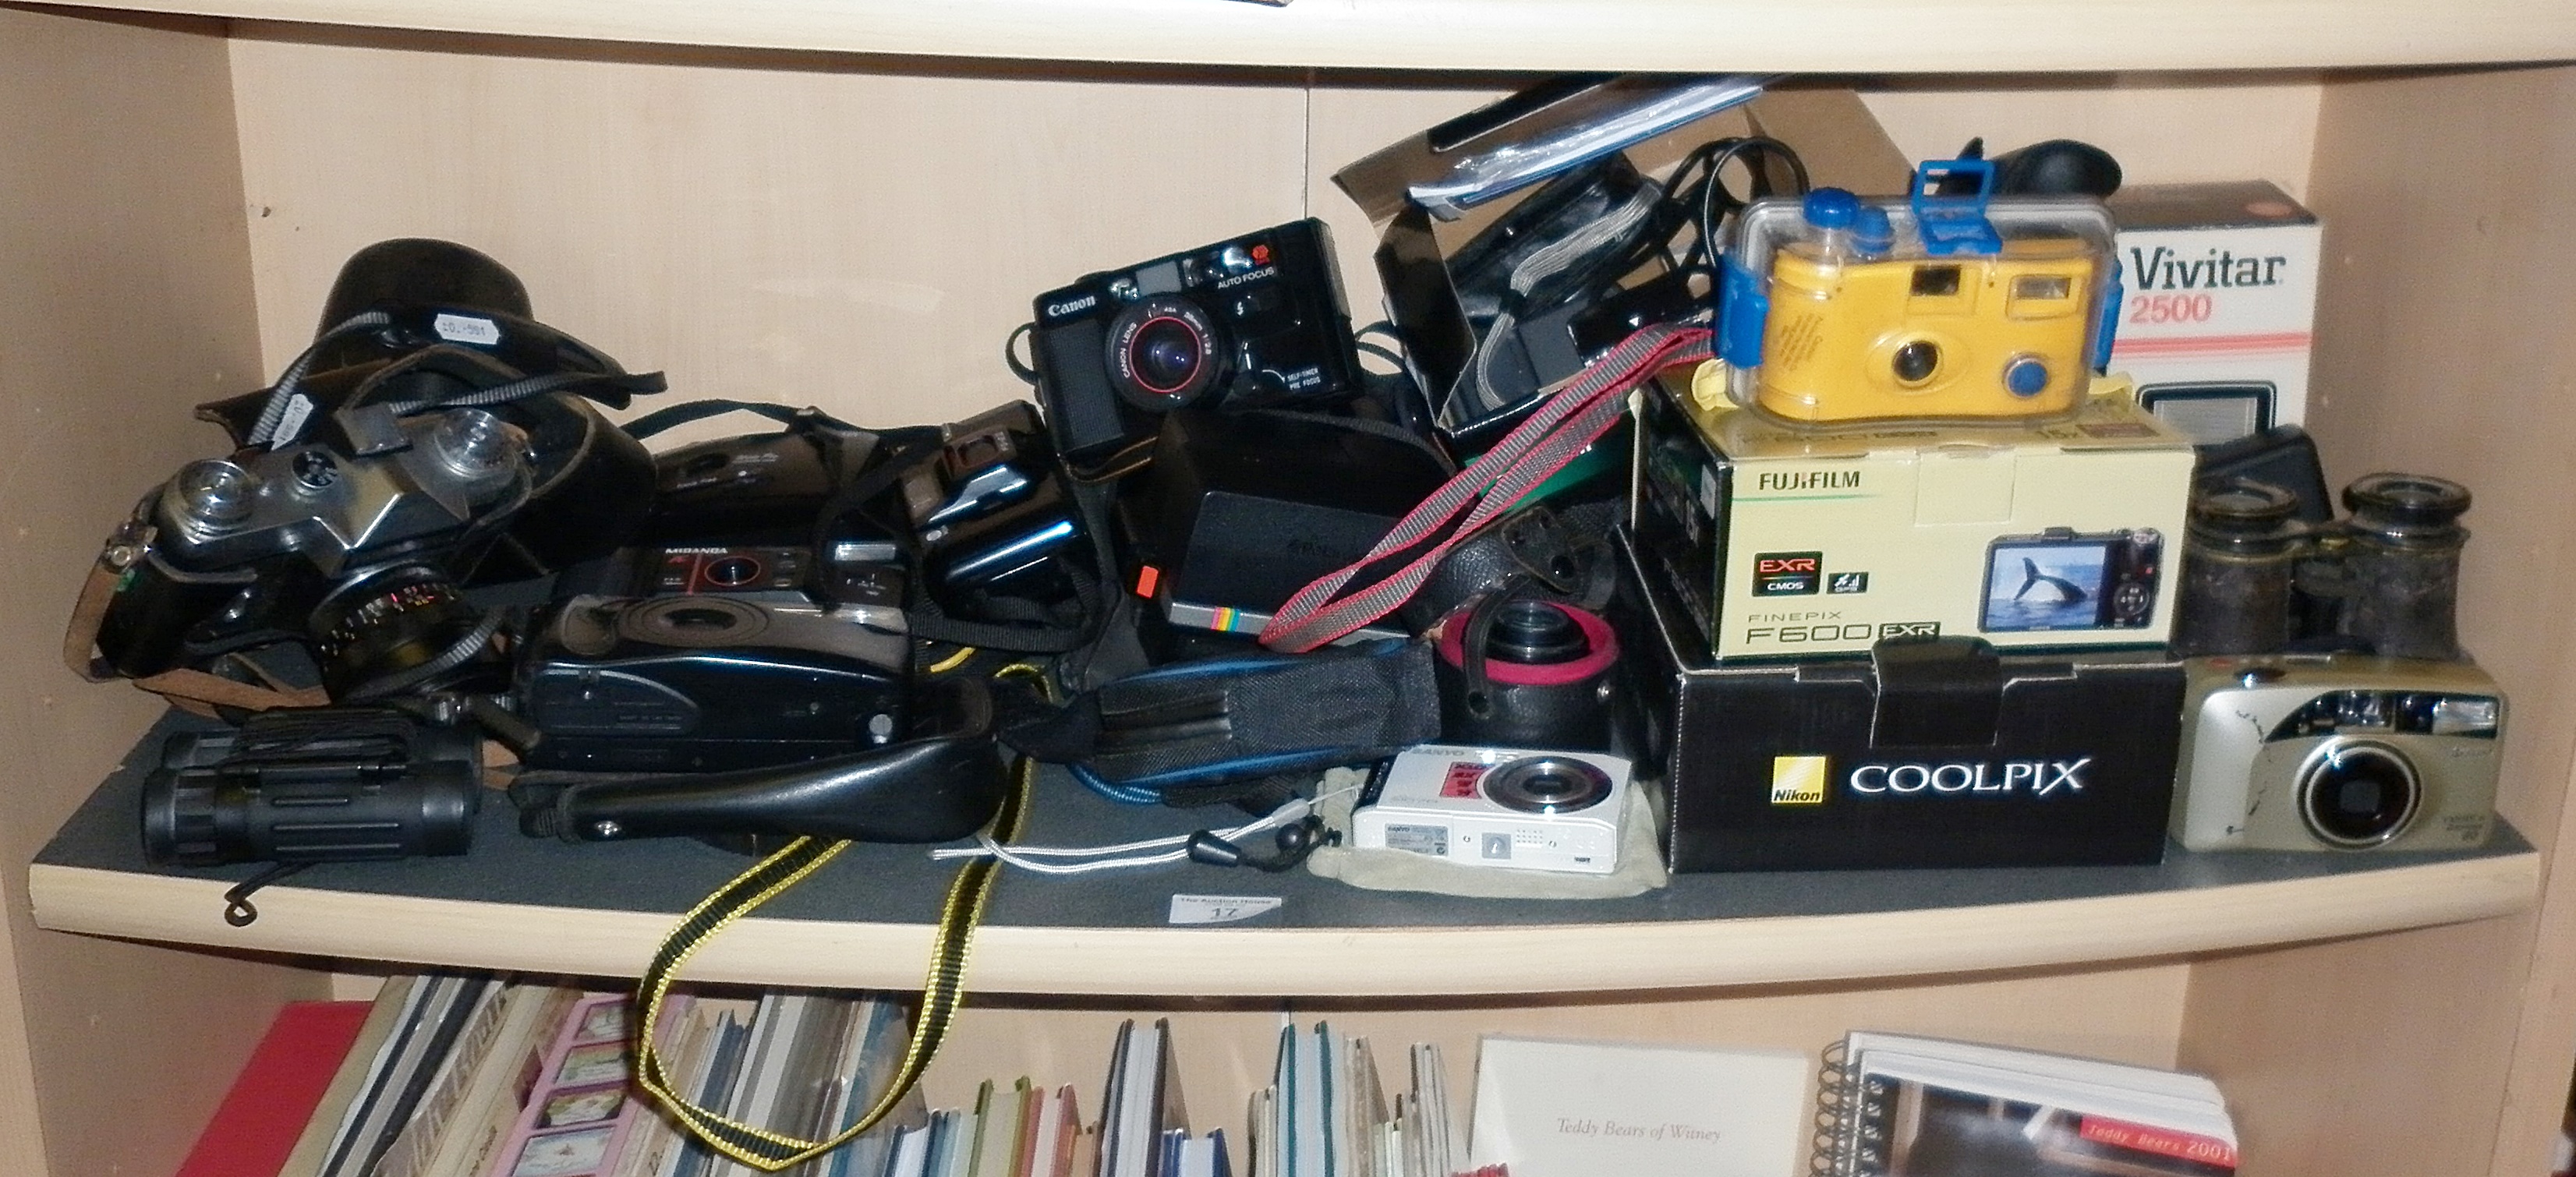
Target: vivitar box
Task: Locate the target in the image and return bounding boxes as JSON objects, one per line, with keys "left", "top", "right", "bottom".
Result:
{"left": 1632, "top": 369, "right": 2195, "bottom": 661}
{"left": 2105, "top": 180, "right": 2323, "bottom": 444}
{"left": 1613, "top": 537, "right": 2184, "bottom": 871}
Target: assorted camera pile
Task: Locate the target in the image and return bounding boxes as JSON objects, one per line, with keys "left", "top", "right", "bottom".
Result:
{"left": 73, "top": 76, "right": 2502, "bottom": 886}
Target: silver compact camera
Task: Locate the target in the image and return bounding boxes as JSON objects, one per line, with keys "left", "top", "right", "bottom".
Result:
{"left": 1350, "top": 744, "right": 1629, "bottom": 875}
{"left": 2171, "top": 656, "right": 2503, "bottom": 852}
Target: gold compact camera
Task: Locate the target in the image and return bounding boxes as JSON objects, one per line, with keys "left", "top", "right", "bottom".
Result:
{"left": 2171, "top": 656, "right": 2503, "bottom": 852}
{"left": 1718, "top": 160, "right": 2119, "bottom": 426}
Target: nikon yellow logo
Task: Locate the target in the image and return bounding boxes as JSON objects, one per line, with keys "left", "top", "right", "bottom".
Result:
{"left": 1771, "top": 755, "right": 1829, "bottom": 805}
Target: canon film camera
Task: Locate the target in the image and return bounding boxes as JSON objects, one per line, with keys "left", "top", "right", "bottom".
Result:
{"left": 1029, "top": 218, "right": 1368, "bottom": 472}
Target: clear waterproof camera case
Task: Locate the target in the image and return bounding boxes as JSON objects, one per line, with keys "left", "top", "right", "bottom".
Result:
{"left": 1718, "top": 158, "right": 2121, "bottom": 426}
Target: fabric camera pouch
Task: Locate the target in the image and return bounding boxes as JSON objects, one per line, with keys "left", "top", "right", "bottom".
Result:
{"left": 1001, "top": 638, "right": 1442, "bottom": 797}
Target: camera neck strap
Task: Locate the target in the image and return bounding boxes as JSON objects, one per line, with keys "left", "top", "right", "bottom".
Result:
{"left": 1259, "top": 321, "right": 1711, "bottom": 653}
{"left": 629, "top": 701, "right": 1039, "bottom": 1173}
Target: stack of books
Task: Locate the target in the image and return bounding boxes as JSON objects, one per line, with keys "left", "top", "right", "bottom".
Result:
{"left": 181, "top": 975, "right": 922, "bottom": 1177}
{"left": 177, "top": 978, "right": 2238, "bottom": 1177}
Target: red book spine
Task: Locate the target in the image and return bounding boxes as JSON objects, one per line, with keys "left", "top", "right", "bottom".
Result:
{"left": 174, "top": 1000, "right": 373, "bottom": 1177}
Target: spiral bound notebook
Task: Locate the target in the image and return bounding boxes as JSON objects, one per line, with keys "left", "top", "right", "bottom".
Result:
{"left": 1813, "top": 1032, "right": 2238, "bottom": 1176}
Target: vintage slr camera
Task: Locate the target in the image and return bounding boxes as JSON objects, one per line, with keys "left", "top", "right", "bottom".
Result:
{"left": 1718, "top": 159, "right": 2119, "bottom": 425}
{"left": 1028, "top": 219, "right": 1367, "bottom": 472}
{"left": 2171, "top": 656, "right": 2503, "bottom": 852}
{"left": 83, "top": 240, "right": 656, "bottom": 702}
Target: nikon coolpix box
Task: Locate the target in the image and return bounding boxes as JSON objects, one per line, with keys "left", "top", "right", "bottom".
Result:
{"left": 2106, "top": 181, "right": 2323, "bottom": 444}
{"left": 1632, "top": 369, "right": 2195, "bottom": 661}
{"left": 1614, "top": 538, "right": 2184, "bottom": 871}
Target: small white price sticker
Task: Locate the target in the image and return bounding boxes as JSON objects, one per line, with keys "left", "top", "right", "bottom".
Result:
{"left": 433, "top": 313, "right": 502, "bottom": 345}
{"left": 270, "top": 394, "right": 314, "bottom": 447}
{"left": 1166, "top": 894, "right": 1283, "bottom": 926}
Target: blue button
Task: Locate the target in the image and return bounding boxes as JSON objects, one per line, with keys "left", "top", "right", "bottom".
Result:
{"left": 1803, "top": 188, "right": 1860, "bottom": 231}
{"left": 2005, "top": 357, "right": 2050, "bottom": 397}
{"left": 1853, "top": 207, "right": 1895, "bottom": 256}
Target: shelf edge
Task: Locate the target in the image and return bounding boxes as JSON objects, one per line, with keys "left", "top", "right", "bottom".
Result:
{"left": 33, "top": 0, "right": 2576, "bottom": 72}
{"left": 29, "top": 850, "right": 2538, "bottom": 996}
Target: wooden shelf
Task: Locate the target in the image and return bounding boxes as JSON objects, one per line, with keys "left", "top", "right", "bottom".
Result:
{"left": 29, "top": 716, "right": 2539, "bottom": 997}
{"left": 36, "top": 0, "right": 2576, "bottom": 73}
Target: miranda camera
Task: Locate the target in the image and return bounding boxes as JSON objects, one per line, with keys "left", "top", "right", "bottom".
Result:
{"left": 1028, "top": 218, "right": 1367, "bottom": 472}
{"left": 78, "top": 239, "right": 659, "bottom": 704}
{"left": 2171, "top": 657, "right": 2502, "bottom": 852}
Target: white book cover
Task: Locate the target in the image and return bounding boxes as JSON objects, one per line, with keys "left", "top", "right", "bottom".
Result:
{"left": 886, "top": 1125, "right": 932, "bottom": 1177}
{"left": 1405, "top": 1043, "right": 1453, "bottom": 1177}
{"left": 1467, "top": 1036, "right": 1810, "bottom": 1177}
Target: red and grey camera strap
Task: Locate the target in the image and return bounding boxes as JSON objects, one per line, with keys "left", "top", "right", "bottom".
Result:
{"left": 1258, "top": 322, "right": 1711, "bottom": 654}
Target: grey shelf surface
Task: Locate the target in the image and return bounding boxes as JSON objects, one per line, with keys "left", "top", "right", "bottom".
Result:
{"left": 26, "top": 712, "right": 2541, "bottom": 997}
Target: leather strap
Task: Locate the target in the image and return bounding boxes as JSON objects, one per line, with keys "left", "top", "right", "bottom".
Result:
{"left": 64, "top": 547, "right": 326, "bottom": 714}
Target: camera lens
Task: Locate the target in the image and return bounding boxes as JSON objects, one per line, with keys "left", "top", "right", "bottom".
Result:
{"left": 1107, "top": 298, "right": 1223, "bottom": 410}
{"left": 621, "top": 595, "right": 770, "bottom": 646}
{"left": 1486, "top": 599, "right": 1591, "bottom": 665}
{"left": 310, "top": 564, "right": 504, "bottom": 701}
{"left": 1482, "top": 755, "right": 1615, "bottom": 815}
{"left": 1891, "top": 340, "right": 1941, "bottom": 385}
{"left": 2297, "top": 739, "right": 2422, "bottom": 848}
{"left": 1131, "top": 320, "right": 1204, "bottom": 392}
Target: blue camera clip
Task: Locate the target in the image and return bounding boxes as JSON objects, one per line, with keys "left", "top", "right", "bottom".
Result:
{"left": 1910, "top": 158, "right": 2005, "bottom": 257}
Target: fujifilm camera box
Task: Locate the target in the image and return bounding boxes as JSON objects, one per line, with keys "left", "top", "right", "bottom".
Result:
{"left": 1632, "top": 368, "right": 2196, "bottom": 662}
{"left": 2105, "top": 180, "right": 2323, "bottom": 444}
{"left": 1612, "top": 537, "right": 2184, "bottom": 872}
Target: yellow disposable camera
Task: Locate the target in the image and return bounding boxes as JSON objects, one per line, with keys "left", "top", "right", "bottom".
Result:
{"left": 1719, "top": 162, "right": 2120, "bottom": 426}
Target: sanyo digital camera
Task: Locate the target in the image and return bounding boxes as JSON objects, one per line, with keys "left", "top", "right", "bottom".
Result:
{"left": 1350, "top": 745, "right": 1630, "bottom": 875}
{"left": 2171, "top": 656, "right": 2503, "bottom": 852}
{"left": 1718, "top": 158, "right": 2120, "bottom": 426}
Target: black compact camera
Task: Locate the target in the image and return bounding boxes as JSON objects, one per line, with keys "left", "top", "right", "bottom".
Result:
{"left": 516, "top": 594, "right": 911, "bottom": 772}
{"left": 81, "top": 240, "right": 658, "bottom": 702}
{"left": 1976, "top": 527, "right": 2164, "bottom": 634}
{"left": 622, "top": 421, "right": 911, "bottom": 613}
{"left": 1029, "top": 219, "right": 1368, "bottom": 472}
